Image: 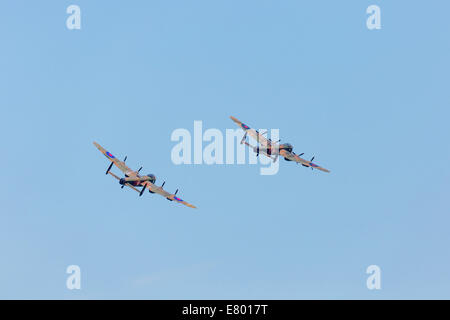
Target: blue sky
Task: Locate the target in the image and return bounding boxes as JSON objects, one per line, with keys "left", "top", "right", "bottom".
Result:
{"left": 0, "top": 1, "right": 449, "bottom": 299}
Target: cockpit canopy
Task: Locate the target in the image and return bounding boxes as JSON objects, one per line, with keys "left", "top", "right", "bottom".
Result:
{"left": 146, "top": 174, "right": 156, "bottom": 184}
{"left": 281, "top": 143, "right": 293, "bottom": 153}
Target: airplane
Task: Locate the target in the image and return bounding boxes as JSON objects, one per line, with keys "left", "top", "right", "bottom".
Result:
{"left": 93, "top": 142, "right": 196, "bottom": 208}
{"left": 230, "top": 116, "right": 330, "bottom": 173}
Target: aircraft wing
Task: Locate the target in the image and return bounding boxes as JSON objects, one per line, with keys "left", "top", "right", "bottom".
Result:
{"left": 107, "top": 171, "right": 142, "bottom": 193}
{"left": 281, "top": 150, "right": 330, "bottom": 173}
{"left": 93, "top": 142, "right": 134, "bottom": 175}
{"left": 230, "top": 116, "right": 273, "bottom": 148}
{"left": 141, "top": 181, "right": 197, "bottom": 209}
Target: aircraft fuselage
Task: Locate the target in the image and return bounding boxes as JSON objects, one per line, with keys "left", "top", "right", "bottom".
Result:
{"left": 119, "top": 174, "right": 156, "bottom": 186}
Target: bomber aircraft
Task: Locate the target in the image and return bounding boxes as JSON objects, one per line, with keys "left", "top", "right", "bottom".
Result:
{"left": 230, "top": 116, "right": 330, "bottom": 173}
{"left": 94, "top": 142, "right": 196, "bottom": 208}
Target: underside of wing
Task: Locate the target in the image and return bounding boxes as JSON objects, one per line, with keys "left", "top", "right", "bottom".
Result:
{"left": 93, "top": 142, "right": 134, "bottom": 175}
{"left": 107, "top": 171, "right": 141, "bottom": 192}
{"left": 281, "top": 150, "right": 330, "bottom": 173}
{"left": 230, "top": 116, "right": 271, "bottom": 147}
{"left": 124, "top": 183, "right": 142, "bottom": 193}
{"left": 142, "top": 181, "right": 197, "bottom": 209}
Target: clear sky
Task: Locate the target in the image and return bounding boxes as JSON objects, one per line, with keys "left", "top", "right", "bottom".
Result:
{"left": 1, "top": 1, "right": 449, "bottom": 299}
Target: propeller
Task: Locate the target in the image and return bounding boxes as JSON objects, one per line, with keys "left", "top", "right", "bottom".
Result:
{"left": 137, "top": 166, "right": 143, "bottom": 173}
{"left": 123, "top": 156, "right": 127, "bottom": 162}
{"left": 106, "top": 162, "right": 114, "bottom": 175}
{"left": 152, "top": 181, "right": 166, "bottom": 194}
{"left": 310, "top": 156, "right": 315, "bottom": 170}
{"left": 240, "top": 132, "right": 247, "bottom": 144}
{"left": 139, "top": 185, "right": 146, "bottom": 197}
{"left": 121, "top": 185, "right": 125, "bottom": 189}
{"left": 175, "top": 189, "right": 179, "bottom": 195}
